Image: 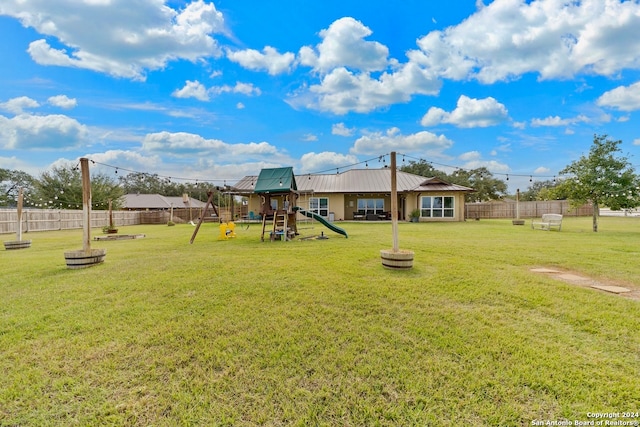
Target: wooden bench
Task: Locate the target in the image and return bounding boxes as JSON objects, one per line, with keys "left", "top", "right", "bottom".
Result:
{"left": 531, "top": 213, "right": 563, "bottom": 231}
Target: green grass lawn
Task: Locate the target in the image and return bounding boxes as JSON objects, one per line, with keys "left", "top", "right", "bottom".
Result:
{"left": 1, "top": 217, "right": 639, "bottom": 426}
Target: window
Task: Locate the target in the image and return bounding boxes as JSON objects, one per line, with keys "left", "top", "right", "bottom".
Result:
{"left": 270, "top": 198, "right": 278, "bottom": 211}
{"left": 309, "top": 197, "right": 329, "bottom": 217}
{"left": 357, "top": 198, "right": 384, "bottom": 214}
{"left": 421, "top": 196, "right": 454, "bottom": 218}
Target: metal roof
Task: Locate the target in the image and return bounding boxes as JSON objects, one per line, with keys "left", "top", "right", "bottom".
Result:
{"left": 253, "top": 167, "right": 298, "bottom": 194}
{"left": 232, "top": 168, "right": 474, "bottom": 194}
{"left": 123, "top": 194, "right": 207, "bottom": 209}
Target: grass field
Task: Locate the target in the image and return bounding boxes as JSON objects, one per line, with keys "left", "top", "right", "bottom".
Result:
{"left": 1, "top": 217, "right": 639, "bottom": 426}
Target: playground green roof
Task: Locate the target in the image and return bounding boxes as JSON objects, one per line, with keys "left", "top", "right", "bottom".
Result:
{"left": 253, "top": 167, "right": 298, "bottom": 194}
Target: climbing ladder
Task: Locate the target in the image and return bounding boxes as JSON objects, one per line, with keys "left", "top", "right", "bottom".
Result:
{"left": 260, "top": 210, "right": 296, "bottom": 241}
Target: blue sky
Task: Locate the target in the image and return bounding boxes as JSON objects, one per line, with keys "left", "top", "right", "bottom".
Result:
{"left": 1, "top": 0, "right": 640, "bottom": 193}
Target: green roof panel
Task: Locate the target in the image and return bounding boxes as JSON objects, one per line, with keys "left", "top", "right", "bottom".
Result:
{"left": 254, "top": 167, "right": 297, "bottom": 193}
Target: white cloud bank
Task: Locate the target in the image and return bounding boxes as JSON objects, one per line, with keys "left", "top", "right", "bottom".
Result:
{"left": 0, "top": 0, "right": 226, "bottom": 80}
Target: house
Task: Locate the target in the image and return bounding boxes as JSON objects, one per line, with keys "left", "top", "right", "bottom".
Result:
{"left": 122, "top": 194, "right": 207, "bottom": 211}
{"left": 232, "top": 168, "right": 474, "bottom": 222}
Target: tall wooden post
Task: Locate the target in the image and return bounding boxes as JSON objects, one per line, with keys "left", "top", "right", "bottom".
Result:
{"left": 390, "top": 151, "right": 399, "bottom": 252}
{"left": 512, "top": 188, "right": 525, "bottom": 225}
{"left": 64, "top": 157, "right": 106, "bottom": 267}
{"left": 80, "top": 157, "right": 92, "bottom": 253}
{"left": 4, "top": 187, "right": 32, "bottom": 249}
{"left": 380, "top": 152, "right": 414, "bottom": 269}
{"left": 16, "top": 187, "right": 24, "bottom": 241}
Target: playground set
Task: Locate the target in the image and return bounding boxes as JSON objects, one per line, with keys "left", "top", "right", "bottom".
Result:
{"left": 189, "top": 167, "right": 347, "bottom": 243}
{"left": 253, "top": 167, "right": 347, "bottom": 241}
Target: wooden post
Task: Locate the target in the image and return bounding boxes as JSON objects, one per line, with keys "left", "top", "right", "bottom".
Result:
{"left": 512, "top": 189, "right": 525, "bottom": 225}
{"left": 390, "top": 151, "right": 399, "bottom": 252}
{"left": 80, "top": 158, "right": 92, "bottom": 253}
{"left": 108, "top": 199, "right": 114, "bottom": 227}
{"left": 380, "top": 152, "right": 413, "bottom": 269}
{"left": 16, "top": 187, "right": 24, "bottom": 241}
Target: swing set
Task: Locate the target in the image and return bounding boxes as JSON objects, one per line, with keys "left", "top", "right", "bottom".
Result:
{"left": 189, "top": 189, "right": 238, "bottom": 244}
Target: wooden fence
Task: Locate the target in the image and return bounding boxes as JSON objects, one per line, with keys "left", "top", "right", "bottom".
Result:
{"left": 465, "top": 200, "right": 593, "bottom": 219}
{"left": 0, "top": 206, "right": 248, "bottom": 234}
{"left": 0, "top": 209, "right": 140, "bottom": 234}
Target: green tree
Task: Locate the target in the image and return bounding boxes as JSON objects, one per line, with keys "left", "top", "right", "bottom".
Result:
{"left": 520, "top": 179, "right": 564, "bottom": 201}
{"left": 558, "top": 134, "right": 640, "bottom": 232}
{"left": 401, "top": 161, "right": 507, "bottom": 202}
{"left": 32, "top": 163, "right": 123, "bottom": 210}
{"left": 0, "top": 169, "right": 36, "bottom": 207}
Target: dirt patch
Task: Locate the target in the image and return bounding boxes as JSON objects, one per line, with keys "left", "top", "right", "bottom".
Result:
{"left": 531, "top": 267, "right": 640, "bottom": 301}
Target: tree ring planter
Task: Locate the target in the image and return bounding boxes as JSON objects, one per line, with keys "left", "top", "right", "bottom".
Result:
{"left": 4, "top": 240, "right": 32, "bottom": 250}
{"left": 512, "top": 219, "right": 525, "bottom": 226}
{"left": 380, "top": 249, "right": 414, "bottom": 270}
{"left": 64, "top": 248, "right": 106, "bottom": 269}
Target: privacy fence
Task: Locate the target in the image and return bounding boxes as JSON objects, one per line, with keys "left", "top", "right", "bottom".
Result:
{"left": 465, "top": 200, "right": 593, "bottom": 219}
{"left": 0, "top": 209, "right": 140, "bottom": 234}
{"left": 0, "top": 207, "right": 246, "bottom": 234}
{"left": 1, "top": 202, "right": 592, "bottom": 234}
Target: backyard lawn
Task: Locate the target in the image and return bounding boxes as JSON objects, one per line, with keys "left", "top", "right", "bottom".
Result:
{"left": 1, "top": 217, "right": 639, "bottom": 426}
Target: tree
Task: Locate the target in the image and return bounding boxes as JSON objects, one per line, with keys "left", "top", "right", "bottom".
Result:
{"left": 520, "top": 179, "right": 570, "bottom": 201}
{"left": 0, "top": 169, "right": 36, "bottom": 207}
{"left": 558, "top": 134, "right": 640, "bottom": 232}
{"left": 31, "top": 163, "right": 123, "bottom": 210}
{"left": 400, "top": 161, "right": 508, "bottom": 202}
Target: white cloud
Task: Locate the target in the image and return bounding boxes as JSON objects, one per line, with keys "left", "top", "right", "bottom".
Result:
{"left": 236, "top": 102, "right": 245, "bottom": 109}
{"left": 172, "top": 80, "right": 210, "bottom": 101}
{"left": 0, "top": 113, "right": 88, "bottom": 149}
{"left": 297, "top": 63, "right": 440, "bottom": 114}
{"left": 172, "top": 80, "right": 261, "bottom": 101}
{"left": 410, "top": 0, "right": 640, "bottom": 83}
{"left": 0, "top": 96, "right": 40, "bottom": 114}
{"left": 633, "top": 139, "right": 640, "bottom": 146}
{"left": 459, "top": 151, "right": 481, "bottom": 162}
{"left": 217, "top": 82, "right": 260, "bottom": 96}
{"left": 226, "top": 46, "right": 295, "bottom": 75}
{"left": 458, "top": 152, "right": 510, "bottom": 173}
{"left": 47, "top": 95, "right": 77, "bottom": 109}
{"left": 534, "top": 166, "right": 550, "bottom": 174}
{"left": 302, "top": 134, "right": 318, "bottom": 142}
{"left": 332, "top": 122, "right": 355, "bottom": 137}
{"left": 596, "top": 81, "right": 640, "bottom": 112}
{"left": 421, "top": 95, "right": 508, "bottom": 128}
{"left": 299, "top": 151, "right": 359, "bottom": 173}
{"left": 289, "top": 16, "right": 442, "bottom": 114}
{"left": 298, "top": 17, "right": 389, "bottom": 73}
{"left": 1, "top": 0, "right": 226, "bottom": 80}
{"left": 141, "top": 131, "right": 279, "bottom": 159}
{"left": 350, "top": 127, "right": 453, "bottom": 156}
{"left": 530, "top": 114, "right": 589, "bottom": 127}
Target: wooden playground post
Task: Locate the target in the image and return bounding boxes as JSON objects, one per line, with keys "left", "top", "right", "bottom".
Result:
{"left": 190, "top": 190, "right": 220, "bottom": 244}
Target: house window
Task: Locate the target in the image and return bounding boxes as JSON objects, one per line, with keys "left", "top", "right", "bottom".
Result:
{"left": 357, "top": 198, "right": 384, "bottom": 214}
{"left": 309, "top": 197, "right": 329, "bottom": 217}
{"left": 421, "top": 196, "right": 454, "bottom": 218}
{"left": 270, "top": 198, "right": 278, "bottom": 211}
